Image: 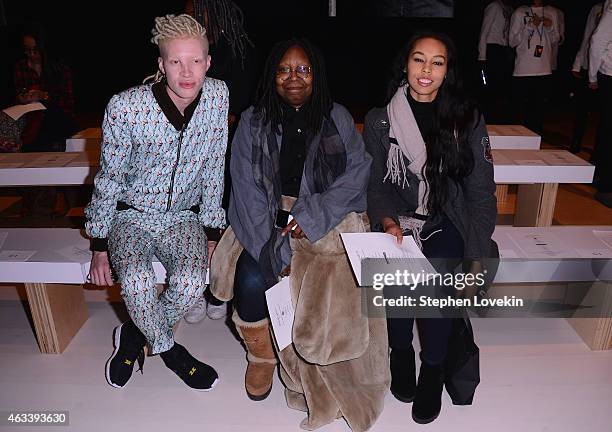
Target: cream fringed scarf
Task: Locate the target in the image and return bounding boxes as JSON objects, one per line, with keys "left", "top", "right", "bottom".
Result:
{"left": 385, "top": 84, "right": 429, "bottom": 216}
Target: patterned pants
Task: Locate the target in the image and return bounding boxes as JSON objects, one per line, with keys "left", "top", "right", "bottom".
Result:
{"left": 108, "top": 210, "right": 208, "bottom": 354}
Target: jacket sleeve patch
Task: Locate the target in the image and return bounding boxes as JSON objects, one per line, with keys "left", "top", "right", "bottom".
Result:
{"left": 482, "top": 136, "right": 493, "bottom": 164}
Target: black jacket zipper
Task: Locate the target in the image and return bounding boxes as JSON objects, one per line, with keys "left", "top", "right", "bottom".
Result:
{"left": 166, "top": 125, "right": 185, "bottom": 212}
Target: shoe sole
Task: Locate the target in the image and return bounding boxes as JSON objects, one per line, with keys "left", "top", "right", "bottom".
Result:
{"left": 391, "top": 389, "right": 415, "bottom": 403}
{"left": 182, "top": 376, "right": 220, "bottom": 392}
{"left": 412, "top": 411, "right": 440, "bottom": 424}
{"left": 184, "top": 314, "right": 207, "bottom": 324}
{"left": 105, "top": 324, "right": 130, "bottom": 388}
{"left": 247, "top": 384, "right": 272, "bottom": 401}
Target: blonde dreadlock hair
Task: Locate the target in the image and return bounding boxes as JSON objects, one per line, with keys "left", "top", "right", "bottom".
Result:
{"left": 143, "top": 14, "right": 208, "bottom": 84}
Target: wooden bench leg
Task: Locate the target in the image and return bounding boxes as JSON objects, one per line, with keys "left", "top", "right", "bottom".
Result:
{"left": 565, "top": 281, "right": 612, "bottom": 350}
{"left": 495, "top": 184, "right": 509, "bottom": 203}
{"left": 514, "top": 183, "right": 558, "bottom": 227}
{"left": 24, "top": 283, "right": 88, "bottom": 354}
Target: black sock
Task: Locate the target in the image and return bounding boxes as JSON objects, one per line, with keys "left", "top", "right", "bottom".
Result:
{"left": 204, "top": 289, "right": 223, "bottom": 306}
{"left": 159, "top": 343, "right": 177, "bottom": 361}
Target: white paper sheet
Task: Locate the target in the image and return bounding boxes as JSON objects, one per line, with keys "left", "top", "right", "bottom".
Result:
{"left": 340, "top": 232, "right": 435, "bottom": 285}
{"left": 576, "top": 248, "right": 612, "bottom": 259}
{"left": 0, "top": 250, "right": 36, "bottom": 261}
{"left": 515, "top": 159, "right": 545, "bottom": 166}
{"left": 0, "top": 232, "right": 7, "bottom": 250}
{"left": 56, "top": 245, "right": 92, "bottom": 263}
{"left": 499, "top": 249, "right": 519, "bottom": 258}
{"left": 593, "top": 230, "right": 612, "bottom": 251}
{"left": 509, "top": 232, "right": 576, "bottom": 258}
{"left": 265, "top": 277, "right": 294, "bottom": 351}
{"left": 2, "top": 102, "right": 46, "bottom": 120}
{"left": 538, "top": 151, "right": 585, "bottom": 166}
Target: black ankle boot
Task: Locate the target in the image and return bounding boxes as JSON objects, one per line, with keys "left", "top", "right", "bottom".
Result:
{"left": 412, "top": 358, "right": 444, "bottom": 424}
{"left": 390, "top": 347, "right": 416, "bottom": 403}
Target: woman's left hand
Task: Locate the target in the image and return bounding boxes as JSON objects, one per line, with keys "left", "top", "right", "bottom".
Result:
{"left": 281, "top": 219, "right": 308, "bottom": 239}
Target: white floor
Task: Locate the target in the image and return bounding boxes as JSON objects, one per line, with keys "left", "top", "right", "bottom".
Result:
{"left": 1, "top": 297, "right": 612, "bottom": 432}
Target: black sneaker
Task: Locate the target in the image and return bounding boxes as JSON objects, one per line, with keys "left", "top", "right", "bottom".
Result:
{"left": 105, "top": 321, "right": 146, "bottom": 388}
{"left": 160, "top": 343, "right": 219, "bottom": 391}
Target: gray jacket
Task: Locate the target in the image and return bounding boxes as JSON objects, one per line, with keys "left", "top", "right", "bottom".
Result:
{"left": 363, "top": 107, "right": 497, "bottom": 260}
{"left": 229, "top": 103, "right": 372, "bottom": 267}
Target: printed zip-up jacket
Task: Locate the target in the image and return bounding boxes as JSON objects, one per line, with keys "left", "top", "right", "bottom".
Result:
{"left": 85, "top": 78, "right": 228, "bottom": 251}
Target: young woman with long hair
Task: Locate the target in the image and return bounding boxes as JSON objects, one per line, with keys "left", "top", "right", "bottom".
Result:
{"left": 364, "top": 31, "right": 497, "bottom": 424}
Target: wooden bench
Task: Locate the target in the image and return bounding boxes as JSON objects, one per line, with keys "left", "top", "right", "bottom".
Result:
{"left": 0, "top": 151, "right": 100, "bottom": 186}
{"left": 3, "top": 226, "right": 611, "bottom": 353}
{"left": 65, "top": 128, "right": 102, "bottom": 152}
{"left": 0, "top": 228, "right": 204, "bottom": 354}
{"left": 487, "top": 124, "right": 541, "bottom": 150}
{"left": 487, "top": 124, "right": 541, "bottom": 202}
{"left": 493, "top": 149, "right": 594, "bottom": 227}
{"left": 492, "top": 225, "right": 612, "bottom": 350}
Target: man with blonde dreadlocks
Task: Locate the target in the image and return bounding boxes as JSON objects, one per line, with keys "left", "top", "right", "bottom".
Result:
{"left": 85, "top": 14, "right": 228, "bottom": 391}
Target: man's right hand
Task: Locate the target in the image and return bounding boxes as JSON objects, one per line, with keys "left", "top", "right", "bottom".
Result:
{"left": 89, "top": 251, "right": 114, "bottom": 286}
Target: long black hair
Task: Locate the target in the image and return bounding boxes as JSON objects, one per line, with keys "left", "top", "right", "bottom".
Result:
{"left": 254, "top": 38, "right": 333, "bottom": 133}
{"left": 192, "top": 0, "right": 253, "bottom": 64}
{"left": 386, "top": 31, "right": 478, "bottom": 217}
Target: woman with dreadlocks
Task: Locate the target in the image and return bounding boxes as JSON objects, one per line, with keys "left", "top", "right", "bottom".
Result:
{"left": 364, "top": 32, "right": 496, "bottom": 424}
{"left": 210, "top": 40, "right": 389, "bottom": 428}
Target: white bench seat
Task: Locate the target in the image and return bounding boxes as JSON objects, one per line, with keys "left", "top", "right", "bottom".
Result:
{"left": 2, "top": 227, "right": 611, "bottom": 353}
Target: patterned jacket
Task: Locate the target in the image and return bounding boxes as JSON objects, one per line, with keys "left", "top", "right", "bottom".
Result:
{"left": 85, "top": 78, "right": 228, "bottom": 250}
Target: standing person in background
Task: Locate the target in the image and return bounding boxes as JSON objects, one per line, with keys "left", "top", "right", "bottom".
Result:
{"left": 548, "top": 1, "right": 564, "bottom": 72}
{"left": 569, "top": 2, "right": 604, "bottom": 154}
{"left": 478, "top": 0, "right": 515, "bottom": 123}
{"left": 184, "top": 0, "right": 257, "bottom": 324}
{"left": 509, "top": 0, "right": 560, "bottom": 135}
{"left": 588, "top": 0, "right": 612, "bottom": 208}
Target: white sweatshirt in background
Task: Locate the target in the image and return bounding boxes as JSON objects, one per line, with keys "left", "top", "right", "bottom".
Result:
{"left": 509, "top": 5, "right": 560, "bottom": 77}
{"left": 573, "top": 3, "right": 604, "bottom": 72}
{"left": 549, "top": 6, "right": 564, "bottom": 70}
{"left": 478, "top": 1, "right": 513, "bottom": 61}
{"left": 589, "top": 0, "right": 612, "bottom": 82}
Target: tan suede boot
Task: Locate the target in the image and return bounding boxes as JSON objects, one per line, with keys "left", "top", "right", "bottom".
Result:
{"left": 233, "top": 311, "right": 278, "bottom": 401}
